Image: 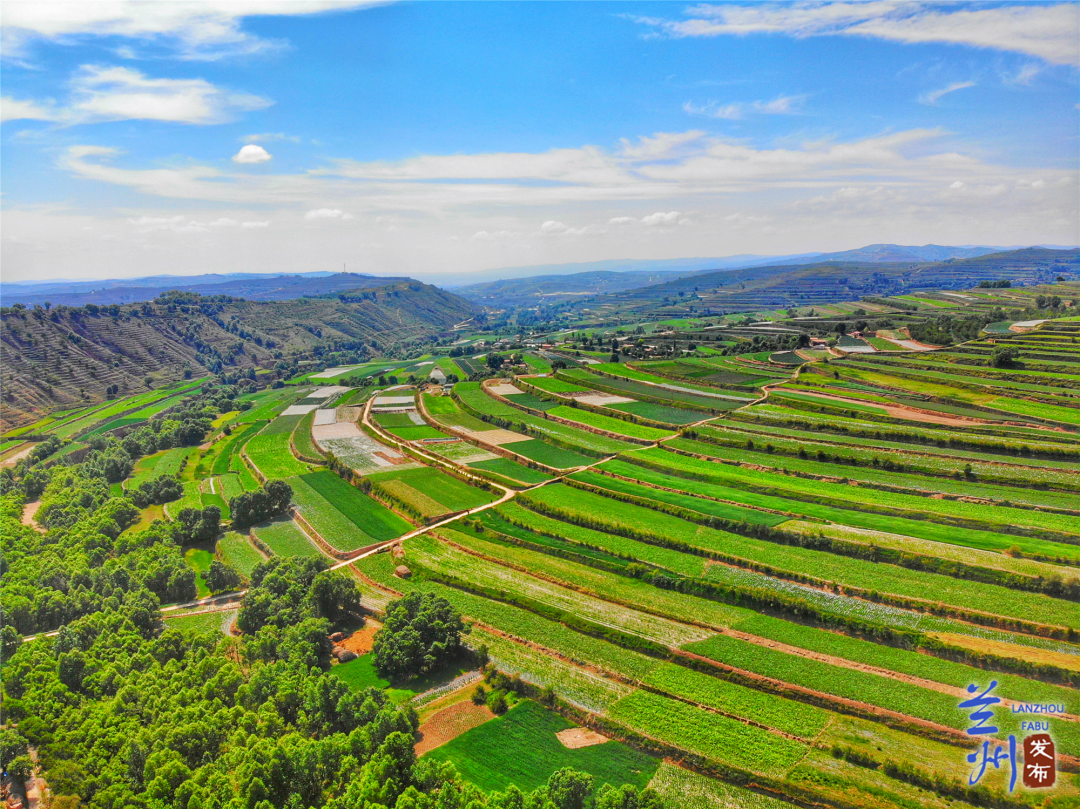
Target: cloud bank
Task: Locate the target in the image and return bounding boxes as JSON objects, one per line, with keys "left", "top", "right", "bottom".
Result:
{"left": 634, "top": 3, "right": 1080, "bottom": 66}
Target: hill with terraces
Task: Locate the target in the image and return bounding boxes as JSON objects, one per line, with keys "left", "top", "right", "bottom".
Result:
{"left": 578, "top": 247, "right": 1079, "bottom": 318}
{"left": 0, "top": 280, "right": 475, "bottom": 431}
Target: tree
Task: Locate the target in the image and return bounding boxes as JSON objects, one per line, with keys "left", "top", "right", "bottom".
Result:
{"left": 309, "top": 570, "right": 363, "bottom": 622}
{"left": 486, "top": 353, "right": 504, "bottom": 371}
{"left": 546, "top": 768, "right": 593, "bottom": 809}
{"left": 175, "top": 506, "right": 220, "bottom": 544}
{"left": 372, "top": 591, "right": 466, "bottom": 679}
{"left": 0, "top": 728, "right": 28, "bottom": 769}
{"left": 990, "top": 346, "right": 1021, "bottom": 368}
{"left": 229, "top": 480, "right": 293, "bottom": 528}
{"left": 204, "top": 560, "right": 242, "bottom": 593}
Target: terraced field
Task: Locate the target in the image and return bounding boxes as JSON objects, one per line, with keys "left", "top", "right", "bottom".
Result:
{"left": 333, "top": 307, "right": 1080, "bottom": 804}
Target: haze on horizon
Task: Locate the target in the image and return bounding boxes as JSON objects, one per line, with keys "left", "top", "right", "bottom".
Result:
{"left": 2, "top": 0, "right": 1078, "bottom": 284}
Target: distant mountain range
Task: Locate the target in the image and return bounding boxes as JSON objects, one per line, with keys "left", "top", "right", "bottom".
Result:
{"left": 4, "top": 243, "right": 1075, "bottom": 309}
{"left": 576, "top": 247, "right": 1080, "bottom": 317}
{"left": 767, "top": 244, "right": 1003, "bottom": 265}
{"left": 0, "top": 272, "right": 404, "bottom": 308}
{"left": 452, "top": 244, "right": 1063, "bottom": 308}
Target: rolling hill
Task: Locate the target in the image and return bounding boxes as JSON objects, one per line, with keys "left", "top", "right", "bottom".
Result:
{"left": 574, "top": 248, "right": 1079, "bottom": 317}
{"left": 0, "top": 280, "right": 475, "bottom": 431}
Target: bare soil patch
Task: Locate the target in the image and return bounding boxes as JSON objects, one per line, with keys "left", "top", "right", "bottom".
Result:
{"left": 21, "top": 500, "right": 44, "bottom": 533}
{"left": 556, "top": 727, "right": 609, "bottom": 749}
{"left": 415, "top": 700, "right": 494, "bottom": 756}
{"left": 339, "top": 620, "right": 382, "bottom": 655}
{"left": 471, "top": 429, "right": 532, "bottom": 445}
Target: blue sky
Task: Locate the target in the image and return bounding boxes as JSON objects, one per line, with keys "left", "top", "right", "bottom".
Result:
{"left": 2, "top": 1, "right": 1078, "bottom": 282}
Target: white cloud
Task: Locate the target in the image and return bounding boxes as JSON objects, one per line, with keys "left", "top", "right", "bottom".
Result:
{"left": 209, "top": 217, "right": 238, "bottom": 226}
{"left": 1, "top": 96, "right": 58, "bottom": 122}
{"left": 3, "top": 65, "right": 272, "bottom": 126}
{"left": 305, "top": 208, "right": 352, "bottom": 220}
{"left": 241, "top": 221, "right": 270, "bottom": 228}
{"left": 68, "top": 65, "right": 271, "bottom": 124}
{"left": 684, "top": 101, "right": 744, "bottom": 120}
{"left": 232, "top": 144, "right": 272, "bottom": 164}
{"left": 919, "top": 80, "right": 975, "bottom": 105}
{"left": 1005, "top": 63, "right": 1042, "bottom": 86}
{"left": 608, "top": 216, "right": 637, "bottom": 225}
{"left": 684, "top": 95, "right": 805, "bottom": 120}
{"left": 127, "top": 214, "right": 207, "bottom": 233}
{"left": 2, "top": 1, "right": 382, "bottom": 61}
{"left": 641, "top": 211, "right": 685, "bottom": 226}
{"left": 636, "top": 3, "right": 1080, "bottom": 66}
{"left": 469, "top": 229, "right": 523, "bottom": 242}
{"left": 243, "top": 132, "right": 300, "bottom": 143}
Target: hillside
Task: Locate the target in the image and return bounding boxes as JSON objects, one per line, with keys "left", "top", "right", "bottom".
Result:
{"left": 577, "top": 247, "right": 1079, "bottom": 318}
{"left": 454, "top": 269, "right": 699, "bottom": 308}
{"left": 769, "top": 243, "right": 1002, "bottom": 265}
{"left": 0, "top": 280, "right": 474, "bottom": 431}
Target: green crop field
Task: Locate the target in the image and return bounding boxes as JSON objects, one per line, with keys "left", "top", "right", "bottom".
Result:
{"left": 468, "top": 457, "right": 552, "bottom": 484}
{"left": 245, "top": 431, "right": 310, "bottom": 479}
{"left": 643, "top": 663, "right": 830, "bottom": 739}
{"left": 211, "top": 421, "right": 265, "bottom": 476}
{"left": 253, "top": 517, "right": 324, "bottom": 558}
{"left": 608, "top": 690, "right": 808, "bottom": 777}
{"left": 300, "top": 470, "right": 412, "bottom": 540}
{"left": 127, "top": 446, "right": 193, "bottom": 489}
{"left": 370, "top": 466, "right": 497, "bottom": 513}
{"left": 521, "top": 483, "right": 1079, "bottom": 631}
{"left": 385, "top": 424, "right": 450, "bottom": 441}
{"left": 649, "top": 764, "right": 795, "bottom": 809}
{"left": 422, "top": 392, "right": 460, "bottom": 414}
{"left": 165, "top": 609, "right": 234, "bottom": 636}
{"left": 503, "top": 392, "right": 559, "bottom": 411}
{"left": 216, "top": 532, "right": 265, "bottom": 577}
{"left": 329, "top": 653, "right": 391, "bottom": 692}
{"left": 374, "top": 412, "right": 419, "bottom": 428}
{"left": 526, "top": 376, "right": 588, "bottom": 393}
{"left": 607, "top": 400, "right": 704, "bottom": 425}
{"left": 287, "top": 475, "right": 386, "bottom": 551}
{"left": 425, "top": 700, "right": 659, "bottom": 794}
{"left": 505, "top": 438, "right": 592, "bottom": 469}
{"left": 547, "top": 406, "right": 675, "bottom": 440}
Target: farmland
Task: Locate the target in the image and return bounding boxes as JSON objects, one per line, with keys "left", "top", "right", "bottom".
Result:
{"left": 300, "top": 469, "right": 412, "bottom": 540}
{"left": 9, "top": 274, "right": 1080, "bottom": 809}
{"left": 426, "top": 700, "right": 659, "bottom": 794}
{"left": 252, "top": 516, "right": 325, "bottom": 558}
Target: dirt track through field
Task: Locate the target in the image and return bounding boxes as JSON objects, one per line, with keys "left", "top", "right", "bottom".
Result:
{"left": 766, "top": 388, "right": 992, "bottom": 427}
